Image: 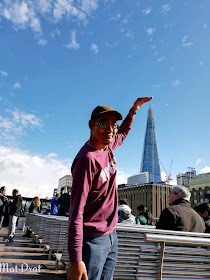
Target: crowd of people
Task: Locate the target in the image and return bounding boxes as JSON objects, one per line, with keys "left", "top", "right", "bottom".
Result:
{"left": 0, "top": 187, "right": 71, "bottom": 241}
{"left": 117, "top": 185, "right": 210, "bottom": 234}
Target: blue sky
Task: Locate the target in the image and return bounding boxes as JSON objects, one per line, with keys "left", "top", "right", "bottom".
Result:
{"left": 0, "top": 0, "right": 210, "bottom": 198}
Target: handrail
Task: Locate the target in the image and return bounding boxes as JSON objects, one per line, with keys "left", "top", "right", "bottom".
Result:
{"left": 144, "top": 233, "right": 210, "bottom": 246}
{"left": 116, "top": 223, "right": 210, "bottom": 238}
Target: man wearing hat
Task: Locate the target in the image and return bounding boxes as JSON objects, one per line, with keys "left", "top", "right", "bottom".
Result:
{"left": 67, "top": 97, "right": 152, "bottom": 280}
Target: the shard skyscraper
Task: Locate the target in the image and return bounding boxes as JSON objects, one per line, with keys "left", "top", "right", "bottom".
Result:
{"left": 140, "top": 105, "right": 161, "bottom": 183}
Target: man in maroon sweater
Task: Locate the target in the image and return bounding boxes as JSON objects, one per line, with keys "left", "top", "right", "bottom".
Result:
{"left": 67, "top": 97, "right": 152, "bottom": 280}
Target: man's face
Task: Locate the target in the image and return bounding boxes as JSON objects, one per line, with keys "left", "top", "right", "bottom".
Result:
{"left": 91, "top": 113, "right": 118, "bottom": 146}
{"left": 13, "top": 191, "right": 18, "bottom": 197}
{"left": 168, "top": 189, "right": 181, "bottom": 206}
{"left": 2, "top": 188, "right": 6, "bottom": 195}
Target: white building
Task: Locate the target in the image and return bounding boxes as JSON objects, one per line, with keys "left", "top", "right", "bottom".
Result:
{"left": 57, "top": 174, "right": 73, "bottom": 194}
{"left": 127, "top": 172, "right": 150, "bottom": 185}
{"left": 176, "top": 168, "right": 196, "bottom": 187}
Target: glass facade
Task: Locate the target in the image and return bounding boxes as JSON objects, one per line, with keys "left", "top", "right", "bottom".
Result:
{"left": 140, "top": 105, "right": 161, "bottom": 183}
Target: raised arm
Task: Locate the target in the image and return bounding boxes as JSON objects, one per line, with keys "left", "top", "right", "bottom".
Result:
{"left": 128, "top": 97, "right": 153, "bottom": 119}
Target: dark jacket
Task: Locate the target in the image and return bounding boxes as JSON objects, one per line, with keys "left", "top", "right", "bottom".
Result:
{"left": 0, "top": 194, "right": 8, "bottom": 215}
{"left": 204, "top": 217, "right": 210, "bottom": 233}
{"left": 29, "top": 202, "right": 41, "bottom": 214}
{"left": 57, "top": 193, "right": 70, "bottom": 216}
{"left": 9, "top": 195, "right": 23, "bottom": 216}
{"left": 156, "top": 198, "right": 205, "bottom": 233}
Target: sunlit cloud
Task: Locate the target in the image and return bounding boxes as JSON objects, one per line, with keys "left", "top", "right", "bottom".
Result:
{"left": 50, "top": 27, "right": 61, "bottom": 38}
{"left": 38, "top": 38, "right": 47, "bottom": 46}
{"left": 65, "top": 31, "right": 80, "bottom": 50}
{"left": 0, "top": 0, "right": 98, "bottom": 44}
{"left": 200, "top": 166, "right": 210, "bottom": 174}
{"left": 12, "top": 82, "right": 21, "bottom": 89}
{"left": 172, "top": 80, "right": 181, "bottom": 86}
{"left": 0, "top": 109, "right": 42, "bottom": 145}
{"left": 1, "top": 71, "right": 8, "bottom": 77}
{"left": 90, "top": 43, "right": 99, "bottom": 54}
{"left": 196, "top": 159, "right": 202, "bottom": 165}
{"left": 110, "top": 13, "right": 121, "bottom": 21}
{"left": 161, "top": 4, "right": 170, "bottom": 14}
{"left": 146, "top": 28, "right": 155, "bottom": 36}
{"left": 143, "top": 8, "right": 151, "bottom": 14}
{"left": 157, "top": 56, "right": 166, "bottom": 63}
{"left": 182, "top": 36, "right": 192, "bottom": 47}
{"left": 182, "top": 42, "right": 193, "bottom": 47}
{"left": 152, "top": 84, "right": 160, "bottom": 88}
{"left": 105, "top": 42, "right": 118, "bottom": 48}
{"left": 0, "top": 146, "right": 72, "bottom": 198}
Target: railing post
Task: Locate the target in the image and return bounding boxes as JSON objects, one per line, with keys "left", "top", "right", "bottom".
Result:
{"left": 158, "top": 241, "right": 165, "bottom": 280}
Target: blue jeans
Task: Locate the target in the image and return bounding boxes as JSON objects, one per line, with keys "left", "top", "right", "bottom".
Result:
{"left": 82, "top": 229, "right": 118, "bottom": 280}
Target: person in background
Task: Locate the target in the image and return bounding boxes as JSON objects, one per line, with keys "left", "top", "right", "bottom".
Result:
{"left": 5, "top": 189, "right": 22, "bottom": 242}
{"left": 136, "top": 205, "right": 147, "bottom": 225}
{"left": 50, "top": 193, "right": 60, "bottom": 215}
{"left": 29, "top": 196, "right": 42, "bottom": 214}
{"left": 144, "top": 207, "right": 156, "bottom": 225}
{"left": 42, "top": 205, "right": 51, "bottom": 215}
{"left": 156, "top": 185, "right": 205, "bottom": 232}
{"left": 118, "top": 198, "right": 135, "bottom": 224}
{"left": 57, "top": 192, "right": 70, "bottom": 217}
{"left": 194, "top": 203, "right": 210, "bottom": 233}
{"left": 0, "top": 186, "right": 8, "bottom": 229}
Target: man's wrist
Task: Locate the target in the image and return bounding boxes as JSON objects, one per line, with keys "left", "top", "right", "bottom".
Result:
{"left": 129, "top": 109, "right": 136, "bottom": 115}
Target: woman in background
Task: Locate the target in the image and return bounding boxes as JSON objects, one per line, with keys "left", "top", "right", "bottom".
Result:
{"left": 29, "top": 197, "right": 42, "bottom": 214}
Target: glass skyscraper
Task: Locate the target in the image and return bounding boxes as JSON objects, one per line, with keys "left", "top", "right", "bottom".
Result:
{"left": 140, "top": 105, "right": 161, "bottom": 183}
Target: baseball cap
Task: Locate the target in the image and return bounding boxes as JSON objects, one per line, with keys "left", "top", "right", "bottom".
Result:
{"left": 91, "top": 105, "right": 123, "bottom": 120}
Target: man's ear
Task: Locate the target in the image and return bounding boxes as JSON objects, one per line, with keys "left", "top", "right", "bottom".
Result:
{"left": 203, "top": 210, "right": 208, "bottom": 217}
{"left": 89, "top": 120, "right": 94, "bottom": 130}
{"left": 177, "top": 193, "right": 181, "bottom": 199}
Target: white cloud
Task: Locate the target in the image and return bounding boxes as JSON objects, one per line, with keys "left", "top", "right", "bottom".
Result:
{"left": 196, "top": 159, "right": 202, "bottom": 165}
{"left": 50, "top": 27, "right": 61, "bottom": 38}
{"left": 121, "top": 18, "right": 128, "bottom": 24}
{"left": 146, "top": 28, "right": 155, "bottom": 36}
{"left": 38, "top": 38, "right": 47, "bottom": 46}
{"left": 0, "top": 109, "right": 42, "bottom": 145}
{"left": 0, "top": 96, "right": 3, "bottom": 101}
{"left": 172, "top": 80, "right": 181, "bottom": 86}
{"left": 161, "top": 4, "right": 170, "bottom": 14}
{"left": 0, "top": 0, "right": 99, "bottom": 44}
{"left": 200, "top": 166, "right": 210, "bottom": 174}
{"left": 0, "top": 146, "right": 72, "bottom": 198}
{"left": 105, "top": 42, "right": 118, "bottom": 48}
{"left": 81, "top": 0, "right": 98, "bottom": 15}
{"left": 110, "top": 13, "right": 120, "bottom": 21}
{"left": 116, "top": 169, "right": 130, "bottom": 186}
{"left": 152, "top": 84, "right": 160, "bottom": 88}
{"left": 65, "top": 31, "right": 80, "bottom": 50}
{"left": 182, "top": 42, "right": 193, "bottom": 47}
{"left": 203, "top": 24, "right": 207, "bottom": 29}
{"left": 143, "top": 8, "right": 151, "bottom": 14}
{"left": 90, "top": 43, "right": 99, "bottom": 54}
{"left": 12, "top": 82, "right": 21, "bottom": 89}
{"left": 200, "top": 61, "right": 204, "bottom": 66}
{"left": 1, "top": 71, "right": 8, "bottom": 77}
{"left": 37, "top": 0, "right": 53, "bottom": 15}
{"left": 182, "top": 35, "right": 188, "bottom": 43}
{"left": 0, "top": 0, "right": 41, "bottom": 32}
{"left": 157, "top": 56, "right": 165, "bottom": 63}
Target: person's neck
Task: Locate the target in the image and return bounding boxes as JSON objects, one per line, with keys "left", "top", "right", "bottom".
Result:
{"left": 88, "top": 138, "right": 108, "bottom": 151}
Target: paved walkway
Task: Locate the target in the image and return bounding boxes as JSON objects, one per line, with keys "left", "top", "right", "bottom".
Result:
{"left": 0, "top": 227, "right": 66, "bottom": 280}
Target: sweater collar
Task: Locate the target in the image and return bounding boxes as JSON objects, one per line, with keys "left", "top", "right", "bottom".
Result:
{"left": 172, "top": 198, "right": 189, "bottom": 206}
